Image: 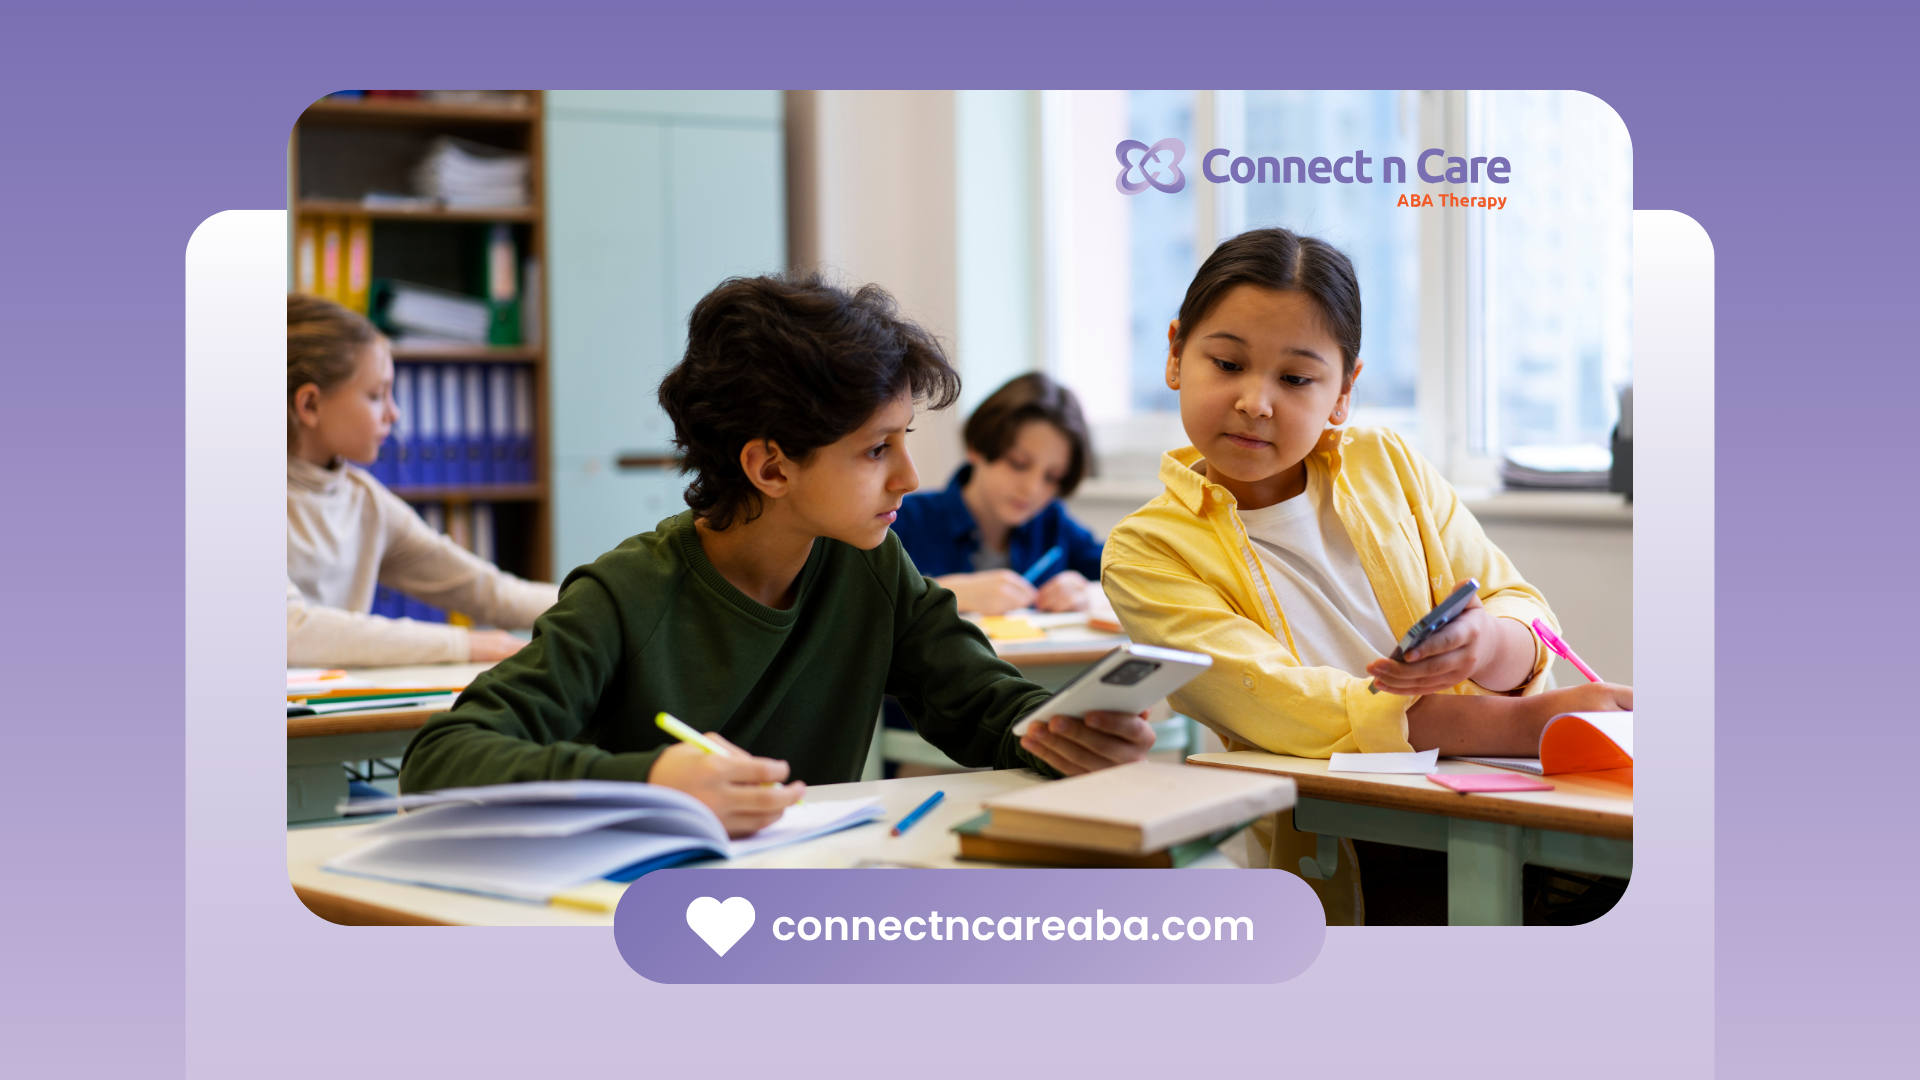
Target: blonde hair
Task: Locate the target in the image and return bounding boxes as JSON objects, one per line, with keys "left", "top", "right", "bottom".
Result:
{"left": 288, "top": 294, "right": 382, "bottom": 447}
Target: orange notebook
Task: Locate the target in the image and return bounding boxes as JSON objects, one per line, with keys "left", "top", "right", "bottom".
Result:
{"left": 1454, "top": 711, "right": 1632, "bottom": 777}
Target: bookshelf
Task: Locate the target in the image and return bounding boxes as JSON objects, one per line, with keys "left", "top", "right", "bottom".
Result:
{"left": 291, "top": 92, "right": 553, "bottom": 585}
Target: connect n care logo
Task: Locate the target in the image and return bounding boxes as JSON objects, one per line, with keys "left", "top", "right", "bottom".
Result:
{"left": 1115, "top": 138, "right": 1187, "bottom": 195}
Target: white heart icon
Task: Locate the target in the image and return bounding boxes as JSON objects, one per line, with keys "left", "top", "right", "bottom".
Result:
{"left": 685, "top": 896, "right": 755, "bottom": 957}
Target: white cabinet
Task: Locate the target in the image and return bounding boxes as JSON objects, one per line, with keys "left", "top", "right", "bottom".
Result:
{"left": 545, "top": 92, "right": 784, "bottom": 577}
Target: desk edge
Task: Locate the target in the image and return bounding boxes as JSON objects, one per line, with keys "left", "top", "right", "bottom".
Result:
{"left": 1189, "top": 758, "right": 1633, "bottom": 840}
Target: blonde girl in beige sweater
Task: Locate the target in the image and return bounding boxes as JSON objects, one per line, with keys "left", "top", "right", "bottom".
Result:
{"left": 286, "top": 295, "right": 556, "bottom": 667}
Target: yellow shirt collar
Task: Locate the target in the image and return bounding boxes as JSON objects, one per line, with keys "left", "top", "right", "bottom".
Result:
{"left": 1157, "top": 428, "right": 1353, "bottom": 515}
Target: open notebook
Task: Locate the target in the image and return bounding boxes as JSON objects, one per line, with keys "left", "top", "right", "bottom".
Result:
{"left": 1454, "top": 711, "right": 1633, "bottom": 776}
{"left": 324, "top": 781, "right": 883, "bottom": 902}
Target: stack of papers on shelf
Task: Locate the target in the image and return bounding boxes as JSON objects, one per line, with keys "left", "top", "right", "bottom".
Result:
{"left": 422, "top": 90, "right": 531, "bottom": 108}
{"left": 384, "top": 280, "right": 491, "bottom": 343}
{"left": 1499, "top": 444, "right": 1613, "bottom": 490}
{"left": 414, "top": 136, "right": 529, "bottom": 208}
{"left": 324, "top": 780, "right": 885, "bottom": 902}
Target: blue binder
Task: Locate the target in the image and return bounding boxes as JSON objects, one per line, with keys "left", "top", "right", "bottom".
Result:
{"left": 414, "top": 363, "right": 442, "bottom": 487}
{"left": 440, "top": 365, "right": 466, "bottom": 486}
{"left": 463, "top": 364, "right": 488, "bottom": 485}
{"left": 511, "top": 366, "right": 534, "bottom": 483}
{"left": 371, "top": 434, "right": 396, "bottom": 485}
{"left": 487, "top": 366, "right": 512, "bottom": 486}
{"left": 371, "top": 583, "right": 404, "bottom": 619}
{"left": 401, "top": 593, "right": 448, "bottom": 624}
{"left": 392, "top": 364, "right": 418, "bottom": 487}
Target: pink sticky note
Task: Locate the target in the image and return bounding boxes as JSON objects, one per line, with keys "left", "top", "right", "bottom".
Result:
{"left": 1427, "top": 772, "right": 1554, "bottom": 793}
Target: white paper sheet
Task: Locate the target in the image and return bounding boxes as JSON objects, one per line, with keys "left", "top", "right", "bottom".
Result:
{"left": 1327, "top": 748, "right": 1440, "bottom": 774}
{"left": 730, "top": 797, "right": 885, "bottom": 855}
{"left": 1449, "top": 756, "right": 1544, "bottom": 775}
{"left": 357, "top": 802, "right": 703, "bottom": 841}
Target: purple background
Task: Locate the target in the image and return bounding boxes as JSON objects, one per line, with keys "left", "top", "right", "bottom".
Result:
{"left": 615, "top": 868, "right": 1325, "bottom": 982}
{"left": 4, "top": 2, "right": 1911, "bottom": 1077}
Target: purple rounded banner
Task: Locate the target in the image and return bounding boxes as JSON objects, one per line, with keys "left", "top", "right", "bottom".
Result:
{"left": 615, "top": 868, "right": 1325, "bottom": 984}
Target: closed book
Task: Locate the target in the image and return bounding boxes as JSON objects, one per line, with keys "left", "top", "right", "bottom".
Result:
{"left": 979, "top": 761, "right": 1294, "bottom": 855}
{"left": 950, "top": 813, "right": 1242, "bottom": 868}
{"left": 439, "top": 365, "right": 466, "bottom": 485}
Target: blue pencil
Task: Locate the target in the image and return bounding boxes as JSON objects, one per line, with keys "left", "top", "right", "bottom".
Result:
{"left": 1022, "top": 545, "right": 1066, "bottom": 584}
{"left": 890, "top": 790, "right": 946, "bottom": 836}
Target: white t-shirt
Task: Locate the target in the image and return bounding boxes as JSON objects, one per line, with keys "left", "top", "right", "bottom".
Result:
{"left": 1234, "top": 460, "right": 1399, "bottom": 678}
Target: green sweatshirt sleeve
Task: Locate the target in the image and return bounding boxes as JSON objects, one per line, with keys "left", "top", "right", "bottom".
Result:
{"left": 399, "top": 576, "right": 664, "bottom": 791}
{"left": 879, "top": 552, "right": 1060, "bottom": 776}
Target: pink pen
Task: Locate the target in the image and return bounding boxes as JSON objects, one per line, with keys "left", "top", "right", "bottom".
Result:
{"left": 1533, "top": 618, "right": 1602, "bottom": 683}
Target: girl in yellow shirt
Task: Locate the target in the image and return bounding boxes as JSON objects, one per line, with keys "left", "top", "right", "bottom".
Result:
{"left": 1103, "top": 228, "right": 1632, "bottom": 917}
{"left": 1104, "top": 228, "right": 1630, "bottom": 756}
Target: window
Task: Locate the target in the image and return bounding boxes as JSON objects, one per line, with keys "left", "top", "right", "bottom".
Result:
{"left": 1043, "top": 89, "right": 1633, "bottom": 487}
{"left": 1470, "top": 90, "right": 1633, "bottom": 456}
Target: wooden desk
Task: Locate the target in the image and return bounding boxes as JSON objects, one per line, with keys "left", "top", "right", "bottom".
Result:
{"left": 287, "top": 662, "right": 495, "bottom": 824}
{"left": 287, "top": 630, "right": 1133, "bottom": 824}
{"left": 1189, "top": 752, "right": 1632, "bottom": 926}
{"left": 288, "top": 770, "right": 1243, "bottom": 926}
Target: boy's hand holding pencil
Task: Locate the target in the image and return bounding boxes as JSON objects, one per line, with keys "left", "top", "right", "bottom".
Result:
{"left": 649, "top": 716, "right": 805, "bottom": 838}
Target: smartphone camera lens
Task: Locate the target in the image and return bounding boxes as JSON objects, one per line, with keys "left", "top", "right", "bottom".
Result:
{"left": 1099, "top": 660, "right": 1161, "bottom": 686}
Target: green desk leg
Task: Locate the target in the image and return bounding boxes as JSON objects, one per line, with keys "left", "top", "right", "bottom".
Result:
{"left": 288, "top": 762, "right": 350, "bottom": 824}
{"left": 1447, "top": 818, "right": 1526, "bottom": 925}
{"left": 287, "top": 730, "right": 418, "bottom": 824}
{"left": 1294, "top": 797, "right": 1631, "bottom": 926}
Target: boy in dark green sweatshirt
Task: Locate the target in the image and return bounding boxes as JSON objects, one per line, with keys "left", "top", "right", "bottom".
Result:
{"left": 400, "top": 274, "right": 1156, "bottom": 835}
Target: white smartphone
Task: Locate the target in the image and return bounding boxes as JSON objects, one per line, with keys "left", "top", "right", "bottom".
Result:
{"left": 1009, "top": 644, "right": 1214, "bottom": 737}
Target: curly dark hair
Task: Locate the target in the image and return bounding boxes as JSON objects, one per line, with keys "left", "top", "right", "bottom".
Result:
{"left": 658, "top": 273, "right": 961, "bottom": 530}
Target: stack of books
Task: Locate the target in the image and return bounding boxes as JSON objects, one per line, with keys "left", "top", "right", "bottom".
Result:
{"left": 953, "top": 761, "right": 1295, "bottom": 868}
